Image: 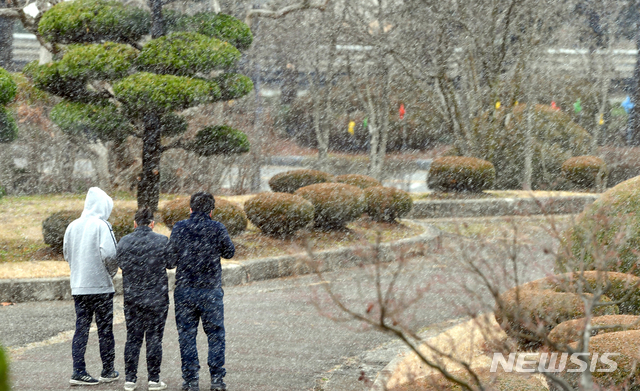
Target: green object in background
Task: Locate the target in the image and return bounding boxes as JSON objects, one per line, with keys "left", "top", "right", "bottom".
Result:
{"left": 574, "top": 99, "right": 582, "bottom": 114}
{"left": 363, "top": 117, "right": 368, "bottom": 128}
{"left": 0, "top": 344, "right": 10, "bottom": 391}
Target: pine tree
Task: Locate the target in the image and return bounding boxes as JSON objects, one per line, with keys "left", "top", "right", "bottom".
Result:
{"left": 25, "top": 0, "right": 253, "bottom": 210}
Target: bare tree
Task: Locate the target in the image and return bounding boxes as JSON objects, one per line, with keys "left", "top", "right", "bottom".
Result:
{"left": 306, "top": 210, "right": 640, "bottom": 391}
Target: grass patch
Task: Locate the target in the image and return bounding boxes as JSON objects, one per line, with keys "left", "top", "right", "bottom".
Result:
{"left": 427, "top": 215, "right": 573, "bottom": 242}
{"left": 233, "top": 218, "right": 423, "bottom": 261}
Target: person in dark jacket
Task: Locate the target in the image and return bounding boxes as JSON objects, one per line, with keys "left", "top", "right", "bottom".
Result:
{"left": 116, "top": 208, "right": 170, "bottom": 391}
{"left": 166, "top": 192, "right": 235, "bottom": 391}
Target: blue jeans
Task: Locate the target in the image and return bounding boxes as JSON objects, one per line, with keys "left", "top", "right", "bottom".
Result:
{"left": 174, "top": 287, "right": 225, "bottom": 382}
{"left": 72, "top": 293, "right": 115, "bottom": 374}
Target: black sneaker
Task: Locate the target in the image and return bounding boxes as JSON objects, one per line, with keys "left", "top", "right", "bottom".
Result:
{"left": 210, "top": 378, "right": 226, "bottom": 391}
{"left": 70, "top": 372, "right": 99, "bottom": 386}
{"left": 182, "top": 380, "right": 200, "bottom": 391}
{"left": 99, "top": 369, "right": 120, "bottom": 383}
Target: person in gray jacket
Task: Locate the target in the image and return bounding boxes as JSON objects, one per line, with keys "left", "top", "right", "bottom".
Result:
{"left": 63, "top": 187, "right": 120, "bottom": 386}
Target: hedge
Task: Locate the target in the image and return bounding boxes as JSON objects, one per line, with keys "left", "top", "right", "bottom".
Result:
{"left": 561, "top": 155, "right": 607, "bottom": 189}
{"left": 160, "top": 197, "right": 247, "bottom": 236}
{"left": 428, "top": 156, "right": 495, "bottom": 192}
{"left": 333, "top": 174, "right": 381, "bottom": 189}
{"left": 295, "top": 183, "right": 365, "bottom": 229}
{"left": 269, "top": 169, "right": 334, "bottom": 193}
{"left": 244, "top": 192, "right": 314, "bottom": 237}
{"left": 559, "top": 176, "right": 640, "bottom": 275}
{"left": 364, "top": 186, "right": 413, "bottom": 222}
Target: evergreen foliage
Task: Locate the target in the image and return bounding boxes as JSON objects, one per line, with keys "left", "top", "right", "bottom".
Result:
{"left": 189, "top": 125, "right": 250, "bottom": 156}
{"left": 0, "top": 67, "right": 17, "bottom": 105}
{"left": 38, "top": 0, "right": 150, "bottom": 44}
{"left": 137, "top": 32, "right": 241, "bottom": 76}
{"left": 0, "top": 67, "right": 17, "bottom": 143}
{"left": 28, "top": 0, "right": 254, "bottom": 210}
{"left": 50, "top": 101, "right": 134, "bottom": 141}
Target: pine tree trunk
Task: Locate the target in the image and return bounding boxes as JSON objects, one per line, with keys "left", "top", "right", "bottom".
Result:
{"left": 137, "top": 113, "right": 162, "bottom": 211}
{"left": 149, "top": 0, "right": 164, "bottom": 39}
{"left": 0, "top": 0, "right": 13, "bottom": 70}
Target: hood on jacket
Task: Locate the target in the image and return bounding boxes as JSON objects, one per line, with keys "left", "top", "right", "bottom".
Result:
{"left": 81, "top": 187, "right": 113, "bottom": 220}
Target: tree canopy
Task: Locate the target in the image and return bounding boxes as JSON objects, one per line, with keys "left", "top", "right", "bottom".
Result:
{"left": 25, "top": 0, "right": 254, "bottom": 209}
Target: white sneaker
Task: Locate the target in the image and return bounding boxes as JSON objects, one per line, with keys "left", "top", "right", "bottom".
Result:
{"left": 149, "top": 380, "right": 168, "bottom": 390}
{"left": 124, "top": 381, "right": 137, "bottom": 391}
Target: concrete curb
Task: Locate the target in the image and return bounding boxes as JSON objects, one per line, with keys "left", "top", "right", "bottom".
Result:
{"left": 0, "top": 223, "right": 440, "bottom": 303}
{"left": 408, "top": 194, "right": 598, "bottom": 219}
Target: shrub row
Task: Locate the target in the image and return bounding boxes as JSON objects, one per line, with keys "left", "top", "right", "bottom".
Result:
{"left": 267, "top": 170, "right": 382, "bottom": 194}
{"left": 42, "top": 198, "right": 248, "bottom": 252}
{"left": 495, "top": 272, "right": 640, "bottom": 350}
{"left": 43, "top": 207, "right": 138, "bottom": 252}
{"left": 426, "top": 154, "right": 607, "bottom": 193}
{"left": 160, "top": 197, "right": 247, "bottom": 235}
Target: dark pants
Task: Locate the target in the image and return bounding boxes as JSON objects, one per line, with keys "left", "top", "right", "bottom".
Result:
{"left": 72, "top": 293, "right": 115, "bottom": 374}
{"left": 124, "top": 299, "right": 168, "bottom": 383}
{"left": 175, "top": 287, "right": 225, "bottom": 383}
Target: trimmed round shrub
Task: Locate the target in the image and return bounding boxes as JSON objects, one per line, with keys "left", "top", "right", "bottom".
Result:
{"left": 108, "top": 207, "right": 137, "bottom": 241}
{"left": 427, "top": 156, "right": 495, "bottom": 192}
{"left": 472, "top": 104, "right": 592, "bottom": 189}
{"left": 334, "top": 174, "right": 381, "bottom": 189}
{"left": 391, "top": 368, "right": 546, "bottom": 391}
{"left": 188, "top": 125, "right": 250, "bottom": 156}
{"left": 38, "top": 0, "right": 150, "bottom": 44}
{"left": 548, "top": 315, "right": 640, "bottom": 346}
{"left": 137, "top": 32, "right": 241, "bottom": 76}
{"left": 294, "top": 183, "right": 365, "bottom": 229}
{"left": 549, "top": 330, "right": 640, "bottom": 390}
{"left": 269, "top": 169, "right": 334, "bottom": 193}
{"left": 559, "top": 176, "right": 640, "bottom": 275}
{"left": 160, "top": 197, "right": 247, "bottom": 235}
{"left": 0, "top": 344, "right": 9, "bottom": 391}
{"left": 495, "top": 272, "right": 625, "bottom": 349}
{"left": 113, "top": 72, "right": 217, "bottom": 114}
{"left": 244, "top": 192, "right": 314, "bottom": 237}
{"left": 364, "top": 186, "right": 413, "bottom": 222}
{"left": 561, "top": 155, "right": 607, "bottom": 189}
{"left": 0, "top": 67, "right": 17, "bottom": 105}
{"left": 42, "top": 210, "right": 81, "bottom": 252}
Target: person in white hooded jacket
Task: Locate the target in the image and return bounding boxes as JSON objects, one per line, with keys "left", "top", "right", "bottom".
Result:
{"left": 63, "top": 187, "right": 120, "bottom": 386}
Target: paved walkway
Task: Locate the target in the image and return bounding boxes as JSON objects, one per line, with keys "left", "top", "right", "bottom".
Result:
{"left": 3, "top": 216, "right": 559, "bottom": 391}
{"left": 5, "top": 265, "right": 465, "bottom": 391}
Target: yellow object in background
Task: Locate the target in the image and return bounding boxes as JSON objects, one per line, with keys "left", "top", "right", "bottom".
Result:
{"left": 599, "top": 113, "right": 604, "bottom": 125}
{"left": 348, "top": 121, "right": 355, "bottom": 135}
{"left": 495, "top": 101, "right": 501, "bottom": 109}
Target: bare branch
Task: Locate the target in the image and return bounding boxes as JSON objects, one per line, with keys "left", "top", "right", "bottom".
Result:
{"left": 244, "top": 0, "right": 330, "bottom": 26}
